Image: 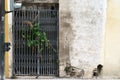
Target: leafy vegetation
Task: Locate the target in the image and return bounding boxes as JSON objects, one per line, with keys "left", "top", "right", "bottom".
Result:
{"left": 21, "top": 21, "right": 56, "bottom": 53}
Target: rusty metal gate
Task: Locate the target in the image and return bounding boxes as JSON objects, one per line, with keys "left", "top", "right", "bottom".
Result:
{"left": 13, "top": 9, "right": 59, "bottom": 76}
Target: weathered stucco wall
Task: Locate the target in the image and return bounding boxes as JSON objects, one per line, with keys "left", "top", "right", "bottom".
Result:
{"left": 8, "top": 0, "right": 13, "bottom": 77}
{"left": 104, "top": 0, "right": 120, "bottom": 78}
{"left": 59, "top": 0, "right": 106, "bottom": 78}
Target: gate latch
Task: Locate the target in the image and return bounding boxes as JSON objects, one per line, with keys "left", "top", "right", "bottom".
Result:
{"left": 4, "top": 42, "right": 11, "bottom": 52}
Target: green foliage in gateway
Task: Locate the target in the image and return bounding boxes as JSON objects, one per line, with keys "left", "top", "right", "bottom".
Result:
{"left": 21, "top": 22, "right": 56, "bottom": 53}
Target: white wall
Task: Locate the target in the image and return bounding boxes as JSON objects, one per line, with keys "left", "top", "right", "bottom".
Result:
{"left": 59, "top": 0, "right": 106, "bottom": 78}
{"left": 104, "top": 0, "right": 120, "bottom": 78}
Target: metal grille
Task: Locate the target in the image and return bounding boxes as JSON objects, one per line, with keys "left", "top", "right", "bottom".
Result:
{"left": 0, "top": 27, "right": 4, "bottom": 79}
{"left": 13, "top": 9, "right": 59, "bottom": 76}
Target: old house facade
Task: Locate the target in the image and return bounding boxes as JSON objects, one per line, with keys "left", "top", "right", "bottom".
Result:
{"left": 3, "top": 0, "right": 120, "bottom": 79}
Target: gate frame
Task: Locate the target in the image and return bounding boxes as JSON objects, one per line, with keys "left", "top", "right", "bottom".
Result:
{"left": 12, "top": 9, "right": 59, "bottom": 77}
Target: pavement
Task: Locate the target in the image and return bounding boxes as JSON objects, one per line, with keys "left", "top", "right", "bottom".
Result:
{"left": 5, "top": 78, "right": 120, "bottom": 80}
{"left": 1, "top": 75, "right": 120, "bottom": 80}
{"left": 5, "top": 77, "right": 120, "bottom": 80}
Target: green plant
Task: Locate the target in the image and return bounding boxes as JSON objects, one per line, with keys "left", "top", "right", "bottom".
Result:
{"left": 21, "top": 21, "right": 56, "bottom": 53}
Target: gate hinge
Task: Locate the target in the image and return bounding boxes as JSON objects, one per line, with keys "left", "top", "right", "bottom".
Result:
{"left": 4, "top": 42, "right": 11, "bottom": 52}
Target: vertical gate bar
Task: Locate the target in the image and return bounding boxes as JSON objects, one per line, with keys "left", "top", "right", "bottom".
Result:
{"left": 44, "top": 10, "right": 49, "bottom": 75}
{"left": 41, "top": 11, "right": 42, "bottom": 75}
{"left": 37, "top": 11, "right": 40, "bottom": 75}
{"left": 56, "top": 10, "right": 59, "bottom": 75}
{"left": 51, "top": 10, "right": 56, "bottom": 75}
{"left": 25, "top": 10, "right": 29, "bottom": 75}
{"left": 41, "top": 10, "right": 43, "bottom": 75}
{"left": 37, "top": 11, "right": 41, "bottom": 75}
{"left": 34, "top": 37, "right": 36, "bottom": 75}
{"left": 18, "top": 10, "right": 19, "bottom": 75}
{"left": 28, "top": 10, "right": 30, "bottom": 75}
{"left": 23, "top": 10, "right": 25, "bottom": 75}
{"left": 25, "top": 10, "right": 27, "bottom": 75}
{"left": 32, "top": 9, "right": 36, "bottom": 74}
{"left": 30, "top": 10, "right": 32, "bottom": 75}
{"left": 48, "top": 10, "right": 52, "bottom": 74}
{"left": 43, "top": 10, "right": 46, "bottom": 75}
{"left": 21, "top": 10, "right": 23, "bottom": 75}
{"left": 14, "top": 11, "right": 16, "bottom": 74}
{"left": 16, "top": 11, "right": 17, "bottom": 74}
{"left": 30, "top": 22, "right": 32, "bottom": 75}
{"left": 56, "top": 10, "right": 58, "bottom": 75}
{"left": 42, "top": 10, "right": 44, "bottom": 75}
{"left": 48, "top": 11, "right": 50, "bottom": 75}
{"left": 33, "top": 10, "right": 35, "bottom": 74}
{"left": 35, "top": 44, "right": 37, "bottom": 75}
{"left": 42, "top": 11, "right": 43, "bottom": 76}
{"left": 20, "top": 10, "right": 22, "bottom": 75}
{"left": 50, "top": 10, "right": 52, "bottom": 75}
{"left": 23, "top": 10, "right": 28, "bottom": 74}
{"left": 28, "top": 10, "right": 31, "bottom": 75}
{"left": 20, "top": 9, "right": 21, "bottom": 75}
{"left": 50, "top": 10, "right": 54, "bottom": 75}
{"left": 43, "top": 20, "right": 45, "bottom": 75}
{"left": 39, "top": 10, "right": 40, "bottom": 75}
{"left": 32, "top": 10, "right": 34, "bottom": 75}
{"left": 24, "top": 10, "right": 25, "bottom": 75}
{"left": 51, "top": 10, "right": 56, "bottom": 74}
{"left": 53, "top": 10, "right": 57, "bottom": 74}
{"left": 47, "top": 12, "right": 49, "bottom": 74}
{"left": 55, "top": 10, "right": 57, "bottom": 75}
{"left": 44, "top": 11, "right": 46, "bottom": 75}
{"left": 37, "top": 45, "right": 40, "bottom": 76}
{"left": 41, "top": 11, "right": 43, "bottom": 76}
{"left": 18, "top": 10, "right": 20, "bottom": 75}
{"left": 49, "top": 11, "right": 51, "bottom": 75}
{"left": 54, "top": 10, "right": 55, "bottom": 75}
{"left": 21, "top": 10, "right": 22, "bottom": 75}
{"left": 17, "top": 11, "right": 21, "bottom": 74}
{"left": 49, "top": 10, "right": 51, "bottom": 75}
{"left": 21, "top": 10, "right": 24, "bottom": 75}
